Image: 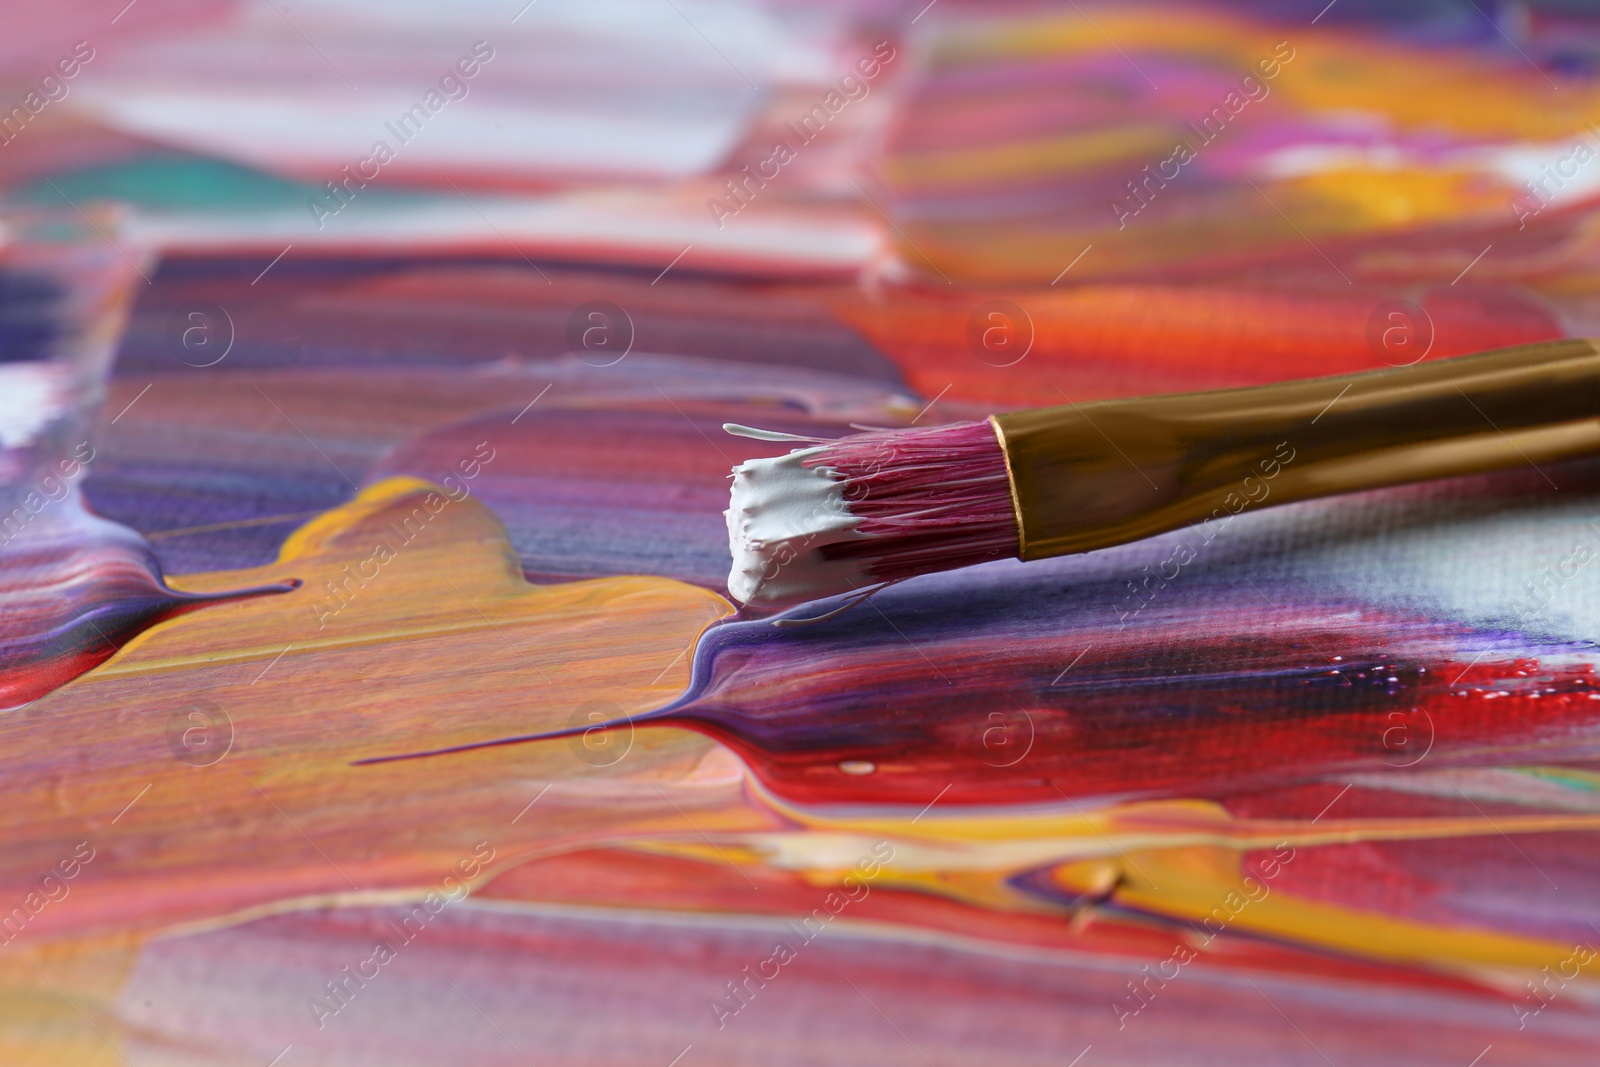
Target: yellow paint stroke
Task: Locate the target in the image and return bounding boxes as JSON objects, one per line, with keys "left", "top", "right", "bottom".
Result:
{"left": 928, "top": 7, "right": 1600, "bottom": 139}
{"left": 1109, "top": 845, "right": 1596, "bottom": 981}
{"left": 886, "top": 124, "right": 1178, "bottom": 186}
{"left": 628, "top": 794, "right": 1600, "bottom": 988}
{"left": 3, "top": 479, "right": 753, "bottom": 947}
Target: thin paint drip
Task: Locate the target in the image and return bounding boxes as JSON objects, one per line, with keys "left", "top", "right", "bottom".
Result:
{"left": 0, "top": 491, "right": 298, "bottom": 708}
{"left": 357, "top": 561, "right": 1600, "bottom": 806}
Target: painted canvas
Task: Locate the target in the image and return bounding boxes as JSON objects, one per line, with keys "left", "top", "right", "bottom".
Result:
{"left": 2, "top": 1, "right": 1599, "bottom": 1064}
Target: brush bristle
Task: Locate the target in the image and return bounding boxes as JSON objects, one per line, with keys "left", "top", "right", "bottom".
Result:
{"left": 724, "top": 420, "right": 1018, "bottom": 608}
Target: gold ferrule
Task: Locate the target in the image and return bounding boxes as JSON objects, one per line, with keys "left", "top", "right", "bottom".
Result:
{"left": 992, "top": 338, "right": 1600, "bottom": 561}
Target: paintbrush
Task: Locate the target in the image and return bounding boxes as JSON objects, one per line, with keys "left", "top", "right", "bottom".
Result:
{"left": 725, "top": 338, "right": 1600, "bottom": 609}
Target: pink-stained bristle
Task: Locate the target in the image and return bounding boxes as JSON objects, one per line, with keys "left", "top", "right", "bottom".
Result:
{"left": 801, "top": 420, "right": 1019, "bottom": 583}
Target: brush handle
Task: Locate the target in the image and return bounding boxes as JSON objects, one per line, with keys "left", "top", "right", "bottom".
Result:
{"left": 992, "top": 338, "right": 1600, "bottom": 560}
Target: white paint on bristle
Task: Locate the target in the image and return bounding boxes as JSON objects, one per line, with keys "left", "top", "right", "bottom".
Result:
{"left": 724, "top": 444, "right": 871, "bottom": 607}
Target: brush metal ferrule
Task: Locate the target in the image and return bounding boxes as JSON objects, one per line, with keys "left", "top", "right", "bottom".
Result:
{"left": 992, "top": 338, "right": 1600, "bottom": 561}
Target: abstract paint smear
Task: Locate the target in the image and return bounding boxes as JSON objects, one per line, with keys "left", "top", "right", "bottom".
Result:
{"left": 2, "top": 2, "right": 1600, "bottom": 1065}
